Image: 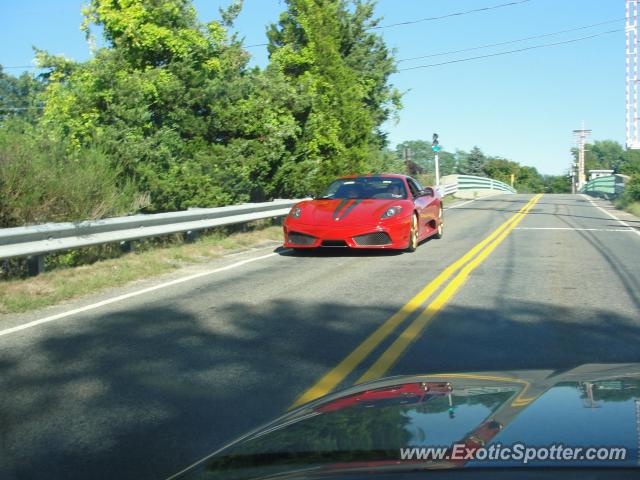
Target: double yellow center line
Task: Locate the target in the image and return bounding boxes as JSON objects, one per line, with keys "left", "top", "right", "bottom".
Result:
{"left": 291, "top": 194, "right": 543, "bottom": 408}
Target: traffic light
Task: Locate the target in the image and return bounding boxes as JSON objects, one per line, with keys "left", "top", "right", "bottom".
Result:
{"left": 432, "top": 133, "right": 441, "bottom": 152}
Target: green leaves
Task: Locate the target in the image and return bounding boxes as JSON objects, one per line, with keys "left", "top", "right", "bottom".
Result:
{"left": 1, "top": 0, "right": 402, "bottom": 222}
{"left": 268, "top": 0, "right": 400, "bottom": 195}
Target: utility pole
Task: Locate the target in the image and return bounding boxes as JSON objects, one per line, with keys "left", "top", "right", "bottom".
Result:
{"left": 627, "top": 0, "right": 640, "bottom": 149}
{"left": 403, "top": 147, "right": 415, "bottom": 175}
{"left": 573, "top": 125, "right": 591, "bottom": 191}
{"left": 432, "top": 133, "right": 441, "bottom": 187}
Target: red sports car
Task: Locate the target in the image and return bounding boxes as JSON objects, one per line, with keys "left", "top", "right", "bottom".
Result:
{"left": 283, "top": 174, "right": 444, "bottom": 252}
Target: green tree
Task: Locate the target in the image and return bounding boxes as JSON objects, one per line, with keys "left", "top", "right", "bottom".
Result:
{"left": 621, "top": 148, "right": 640, "bottom": 175}
{"left": 38, "top": 0, "right": 301, "bottom": 210}
{"left": 464, "top": 146, "right": 486, "bottom": 176}
{"left": 483, "top": 157, "right": 519, "bottom": 185}
{"left": 579, "top": 140, "right": 626, "bottom": 173}
{"left": 267, "top": 0, "right": 400, "bottom": 194}
{"left": 0, "top": 67, "right": 44, "bottom": 124}
{"left": 543, "top": 174, "right": 571, "bottom": 193}
{"left": 395, "top": 140, "right": 456, "bottom": 176}
{"left": 515, "top": 165, "right": 544, "bottom": 193}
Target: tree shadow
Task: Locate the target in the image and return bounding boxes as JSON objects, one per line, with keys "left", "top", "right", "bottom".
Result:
{"left": 2, "top": 298, "right": 640, "bottom": 479}
{"left": 392, "top": 300, "right": 640, "bottom": 376}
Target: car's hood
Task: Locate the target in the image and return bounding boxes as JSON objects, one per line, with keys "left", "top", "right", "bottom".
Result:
{"left": 293, "top": 199, "right": 410, "bottom": 226}
{"left": 172, "top": 364, "right": 640, "bottom": 479}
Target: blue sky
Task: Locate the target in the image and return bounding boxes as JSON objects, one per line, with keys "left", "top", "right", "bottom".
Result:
{"left": 0, "top": 0, "right": 625, "bottom": 175}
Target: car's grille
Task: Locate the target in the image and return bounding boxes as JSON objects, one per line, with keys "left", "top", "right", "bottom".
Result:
{"left": 352, "top": 232, "right": 392, "bottom": 246}
{"left": 288, "top": 232, "right": 316, "bottom": 245}
{"left": 321, "top": 240, "right": 348, "bottom": 247}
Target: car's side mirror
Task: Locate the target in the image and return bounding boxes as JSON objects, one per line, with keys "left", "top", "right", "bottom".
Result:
{"left": 421, "top": 187, "right": 434, "bottom": 197}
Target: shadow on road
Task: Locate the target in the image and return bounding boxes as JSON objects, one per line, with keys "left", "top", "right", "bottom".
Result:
{"left": 2, "top": 297, "right": 640, "bottom": 480}
{"left": 392, "top": 299, "right": 640, "bottom": 376}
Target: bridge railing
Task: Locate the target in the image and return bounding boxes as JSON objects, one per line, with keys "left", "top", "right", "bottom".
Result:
{"left": 437, "top": 175, "right": 516, "bottom": 196}
{"left": 580, "top": 175, "right": 626, "bottom": 198}
{"left": 457, "top": 175, "right": 517, "bottom": 193}
{"left": 438, "top": 183, "right": 459, "bottom": 196}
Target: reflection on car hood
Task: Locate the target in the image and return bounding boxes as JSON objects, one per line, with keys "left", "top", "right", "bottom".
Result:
{"left": 172, "top": 364, "right": 640, "bottom": 479}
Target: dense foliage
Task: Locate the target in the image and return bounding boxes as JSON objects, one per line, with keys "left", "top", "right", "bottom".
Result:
{"left": 0, "top": 0, "right": 608, "bottom": 229}
{"left": 0, "top": 0, "right": 401, "bottom": 225}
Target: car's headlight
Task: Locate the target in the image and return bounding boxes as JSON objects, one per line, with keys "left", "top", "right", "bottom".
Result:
{"left": 290, "top": 207, "right": 302, "bottom": 218}
{"left": 381, "top": 206, "right": 402, "bottom": 218}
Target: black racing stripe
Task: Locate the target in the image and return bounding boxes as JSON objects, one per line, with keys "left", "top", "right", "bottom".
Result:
{"left": 336, "top": 199, "right": 361, "bottom": 221}
{"left": 333, "top": 199, "right": 350, "bottom": 220}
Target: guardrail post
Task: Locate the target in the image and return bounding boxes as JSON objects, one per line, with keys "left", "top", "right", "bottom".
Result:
{"left": 184, "top": 230, "right": 200, "bottom": 243}
{"left": 119, "top": 241, "right": 134, "bottom": 253}
{"left": 27, "top": 255, "right": 45, "bottom": 277}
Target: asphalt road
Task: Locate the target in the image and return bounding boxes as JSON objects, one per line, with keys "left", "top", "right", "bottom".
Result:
{"left": 1, "top": 194, "right": 639, "bottom": 479}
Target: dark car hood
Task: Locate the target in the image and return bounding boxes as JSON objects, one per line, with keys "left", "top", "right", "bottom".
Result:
{"left": 294, "top": 199, "right": 409, "bottom": 227}
{"left": 172, "top": 364, "right": 640, "bottom": 479}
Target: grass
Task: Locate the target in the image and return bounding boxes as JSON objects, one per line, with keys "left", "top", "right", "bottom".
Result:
{"left": 614, "top": 197, "right": 640, "bottom": 218}
{"left": 622, "top": 201, "right": 640, "bottom": 217}
{"left": 0, "top": 225, "right": 283, "bottom": 315}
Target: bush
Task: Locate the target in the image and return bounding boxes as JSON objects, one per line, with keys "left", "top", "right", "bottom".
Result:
{"left": 0, "top": 123, "right": 147, "bottom": 227}
{"left": 625, "top": 174, "right": 640, "bottom": 202}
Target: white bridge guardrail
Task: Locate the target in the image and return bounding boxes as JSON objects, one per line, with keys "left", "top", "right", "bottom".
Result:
{"left": 438, "top": 183, "right": 459, "bottom": 196}
{"left": 0, "top": 199, "right": 303, "bottom": 275}
{"left": 437, "top": 174, "right": 516, "bottom": 196}
{"left": 457, "top": 175, "right": 517, "bottom": 193}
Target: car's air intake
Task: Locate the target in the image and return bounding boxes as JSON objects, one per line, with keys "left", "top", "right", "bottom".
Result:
{"left": 288, "top": 232, "right": 316, "bottom": 245}
{"left": 352, "top": 232, "right": 392, "bottom": 246}
{"left": 321, "top": 240, "right": 348, "bottom": 247}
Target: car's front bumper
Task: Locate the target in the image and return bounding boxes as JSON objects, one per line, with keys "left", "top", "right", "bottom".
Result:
{"left": 283, "top": 217, "right": 411, "bottom": 250}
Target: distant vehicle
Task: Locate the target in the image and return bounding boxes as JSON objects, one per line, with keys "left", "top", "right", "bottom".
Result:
{"left": 283, "top": 174, "right": 443, "bottom": 252}
{"left": 170, "top": 364, "right": 640, "bottom": 479}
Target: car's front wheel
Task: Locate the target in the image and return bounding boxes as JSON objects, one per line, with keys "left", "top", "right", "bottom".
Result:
{"left": 406, "top": 214, "right": 419, "bottom": 252}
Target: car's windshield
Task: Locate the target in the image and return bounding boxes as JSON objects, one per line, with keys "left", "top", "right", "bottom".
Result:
{"left": 321, "top": 177, "right": 408, "bottom": 199}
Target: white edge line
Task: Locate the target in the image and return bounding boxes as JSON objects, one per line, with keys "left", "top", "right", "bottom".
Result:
{"left": 0, "top": 251, "right": 284, "bottom": 338}
{"left": 445, "top": 192, "right": 512, "bottom": 210}
{"left": 445, "top": 199, "right": 476, "bottom": 210}
{"left": 580, "top": 194, "right": 640, "bottom": 238}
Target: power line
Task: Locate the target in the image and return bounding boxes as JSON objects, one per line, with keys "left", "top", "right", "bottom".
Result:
{"left": 242, "top": 1, "right": 533, "bottom": 46}
{"left": 1, "top": 65, "right": 41, "bottom": 69}
{"left": 369, "top": 0, "right": 531, "bottom": 30}
{"left": 397, "top": 18, "right": 624, "bottom": 63}
{"left": 2, "top": 1, "right": 532, "bottom": 58}
{"left": 397, "top": 28, "right": 622, "bottom": 71}
{"left": 0, "top": 106, "right": 44, "bottom": 111}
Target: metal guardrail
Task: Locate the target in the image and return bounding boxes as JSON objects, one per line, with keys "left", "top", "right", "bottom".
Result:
{"left": 0, "top": 175, "right": 515, "bottom": 276}
{"left": 0, "top": 199, "right": 302, "bottom": 275}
